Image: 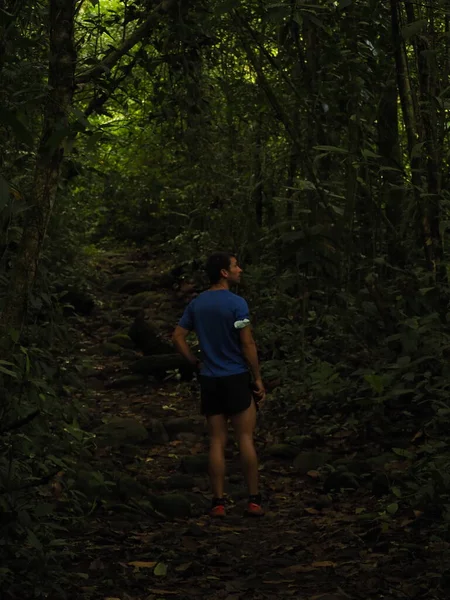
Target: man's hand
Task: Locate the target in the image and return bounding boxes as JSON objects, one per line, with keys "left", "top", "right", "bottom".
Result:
{"left": 253, "top": 378, "right": 266, "bottom": 405}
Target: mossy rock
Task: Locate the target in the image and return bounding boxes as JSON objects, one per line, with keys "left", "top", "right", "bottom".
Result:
{"left": 120, "top": 349, "right": 141, "bottom": 361}
{"left": 75, "top": 469, "right": 110, "bottom": 497}
{"left": 127, "top": 291, "right": 160, "bottom": 308}
{"left": 265, "top": 444, "right": 300, "bottom": 459}
{"left": 366, "top": 452, "right": 397, "bottom": 468}
{"left": 313, "top": 494, "right": 333, "bottom": 510}
{"left": 146, "top": 419, "right": 169, "bottom": 445}
{"left": 105, "top": 374, "right": 147, "bottom": 390}
{"left": 109, "top": 334, "right": 135, "bottom": 348}
{"left": 98, "top": 342, "right": 122, "bottom": 356}
{"left": 110, "top": 318, "right": 131, "bottom": 330}
{"left": 285, "top": 435, "right": 314, "bottom": 449}
{"left": 150, "top": 493, "right": 192, "bottom": 519}
{"left": 130, "top": 354, "right": 191, "bottom": 377}
{"left": 333, "top": 459, "right": 372, "bottom": 477}
{"left": 183, "top": 492, "right": 210, "bottom": 515}
{"left": 114, "top": 263, "right": 137, "bottom": 274}
{"left": 323, "top": 471, "right": 359, "bottom": 493}
{"left": 164, "top": 416, "right": 206, "bottom": 438}
{"left": 165, "top": 474, "right": 196, "bottom": 491}
{"left": 180, "top": 454, "right": 209, "bottom": 475}
{"left": 293, "top": 452, "right": 331, "bottom": 474}
{"left": 106, "top": 274, "right": 155, "bottom": 294}
{"left": 122, "top": 306, "right": 144, "bottom": 317}
{"left": 95, "top": 417, "right": 148, "bottom": 447}
{"left": 115, "top": 475, "right": 147, "bottom": 499}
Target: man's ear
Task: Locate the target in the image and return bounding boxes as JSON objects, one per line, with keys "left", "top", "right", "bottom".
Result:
{"left": 220, "top": 268, "right": 228, "bottom": 279}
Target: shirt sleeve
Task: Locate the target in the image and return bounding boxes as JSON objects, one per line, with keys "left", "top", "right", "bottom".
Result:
{"left": 178, "top": 301, "right": 195, "bottom": 331}
{"left": 233, "top": 297, "right": 250, "bottom": 329}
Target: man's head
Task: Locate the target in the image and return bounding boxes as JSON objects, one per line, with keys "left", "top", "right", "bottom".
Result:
{"left": 205, "top": 252, "right": 242, "bottom": 285}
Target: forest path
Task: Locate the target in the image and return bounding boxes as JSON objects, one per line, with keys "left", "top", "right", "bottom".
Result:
{"left": 67, "top": 249, "right": 438, "bottom": 600}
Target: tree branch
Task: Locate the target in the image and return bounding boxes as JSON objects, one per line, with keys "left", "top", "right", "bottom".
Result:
{"left": 76, "top": 0, "right": 176, "bottom": 85}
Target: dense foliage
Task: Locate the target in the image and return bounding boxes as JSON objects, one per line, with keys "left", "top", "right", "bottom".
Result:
{"left": 2, "top": 0, "right": 450, "bottom": 596}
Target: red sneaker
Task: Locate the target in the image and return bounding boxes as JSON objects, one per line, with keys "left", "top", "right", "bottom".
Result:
{"left": 209, "top": 504, "right": 226, "bottom": 518}
{"left": 246, "top": 501, "right": 265, "bottom": 517}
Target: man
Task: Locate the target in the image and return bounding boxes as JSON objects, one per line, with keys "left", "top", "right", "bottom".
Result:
{"left": 172, "top": 252, "right": 265, "bottom": 518}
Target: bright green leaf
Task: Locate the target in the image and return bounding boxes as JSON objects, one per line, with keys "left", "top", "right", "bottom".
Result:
{"left": 387, "top": 502, "right": 398, "bottom": 515}
{"left": 154, "top": 562, "right": 168, "bottom": 577}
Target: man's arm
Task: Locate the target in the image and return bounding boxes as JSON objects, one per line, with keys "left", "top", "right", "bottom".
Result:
{"left": 240, "top": 326, "right": 265, "bottom": 400}
{"left": 172, "top": 325, "right": 200, "bottom": 369}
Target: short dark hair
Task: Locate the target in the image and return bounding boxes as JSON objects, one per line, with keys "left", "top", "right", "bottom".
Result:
{"left": 205, "top": 252, "right": 236, "bottom": 284}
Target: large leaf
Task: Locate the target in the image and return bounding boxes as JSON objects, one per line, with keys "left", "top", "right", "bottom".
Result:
{"left": 314, "top": 145, "right": 348, "bottom": 154}
{"left": 401, "top": 19, "right": 427, "bottom": 40}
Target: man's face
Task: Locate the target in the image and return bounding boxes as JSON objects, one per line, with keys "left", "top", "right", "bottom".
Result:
{"left": 222, "top": 256, "right": 242, "bottom": 284}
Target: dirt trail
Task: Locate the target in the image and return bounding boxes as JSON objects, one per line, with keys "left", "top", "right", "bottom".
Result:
{"left": 66, "top": 250, "right": 445, "bottom": 600}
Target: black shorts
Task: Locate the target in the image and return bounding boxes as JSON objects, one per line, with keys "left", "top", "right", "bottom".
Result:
{"left": 200, "top": 372, "right": 252, "bottom": 417}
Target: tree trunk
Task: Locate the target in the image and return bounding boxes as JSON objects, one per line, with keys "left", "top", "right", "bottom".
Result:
{"left": 252, "top": 117, "right": 264, "bottom": 227}
{"left": 377, "top": 73, "right": 405, "bottom": 265}
{"left": 0, "top": 0, "right": 76, "bottom": 338}
{"left": 390, "top": 0, "right": 437, "bottom": 274}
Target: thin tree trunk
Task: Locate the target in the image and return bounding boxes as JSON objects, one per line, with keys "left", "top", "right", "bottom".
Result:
{"left": 401, "top": 0, "right": 443, "bottom": 277}
{"left": 390, "top": 0, "right": 437, "bottom": 273}
{"left": 285, "top": 144, "right": 297, "bottom": 219}
{"left": 252, "top": 117, "right": 264, "bottom": 227}
{"left": 0, "top": 0, "right": 76, "bottom": 337}
{"left": 377, "top": 74, "right": 405, "bottom": 265}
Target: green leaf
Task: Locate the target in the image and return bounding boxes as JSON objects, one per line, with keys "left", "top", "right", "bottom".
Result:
{"left": 72, "top": 106, "right": 91, "bottom": 129}
{"left": 154, "top": 562, "right": 168, "bottom": 577}
{"left": 314, "top": 145, "right": 348, "bottom": 154}
{"left": 26, "top": 529, "right": 43, "bottom": 552}
{"left": 364, "top": 373, "right": 384, "bottom": 394}
{"left": 392, "top": 487, "right": 402, "bottom": 498}
{"left": 0, "top": 365, "right": 18, "bottom": 378}
{"left": 9, "top": 329, "right": 20, "bottom": 343}
{"left": 396, "top": 356, "right": 411, "bottom": 368}
{"left": 86, "top": 131, "right": 103, "bottom": 151}
{"left": 307, "top": 14, "right": 327, "bottom": 32}
{"left": 45, "top": 126, "right": 72, "bottom": 153}
{"left": 392, "top": 447, "right": 414, "bottom": 459}
{"left": 386, "top": 502, "right": 398, "bottom": 515}
{"left": 401, "top": 19, "right": 427, "bottom": 40}
{"left": 411, "top": 142, "right": 424, "bottom": 159}
{"left": 361, "top": 149, "right": 380, "bottom": 159}
{"left": 339, "top": 0, "right": 352, "bottom": 9}
{"left": 48, "top": 455, "right": 67, "bottom": 469}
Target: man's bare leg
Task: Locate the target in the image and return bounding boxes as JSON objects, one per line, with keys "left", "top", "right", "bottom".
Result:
{"left": 231, "top": 401, "right": 258, "bottom": 496}
{"left": 206, "top": 414, "right": 228, "bottom": 498}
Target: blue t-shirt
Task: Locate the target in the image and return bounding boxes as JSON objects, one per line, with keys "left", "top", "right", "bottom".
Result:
{"left": 178, "top": 290, "right": 250, "bottom": 378}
